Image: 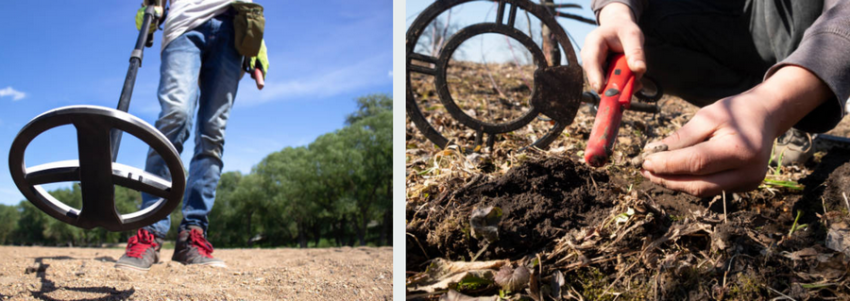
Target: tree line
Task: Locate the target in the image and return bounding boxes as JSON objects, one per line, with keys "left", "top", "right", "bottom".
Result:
{"left": 0, "top": 94, "right": 392, "bottom": 248}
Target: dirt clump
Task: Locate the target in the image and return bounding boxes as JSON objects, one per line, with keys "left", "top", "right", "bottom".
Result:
{"left": 820, "top": 151, "right": 850, "bottom": 213}
{"left": 407, "top": 156, "right": 616, "bottom": 268}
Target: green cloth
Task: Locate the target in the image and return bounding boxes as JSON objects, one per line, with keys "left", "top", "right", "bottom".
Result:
{"left": 135, "top": 6, "right": 163, "bottom": 32}
{"left": 232, "top": 2, "right": 265, "bottom": 57}
{"left": 248, "top": 40, "right": 269, "bottom": 78}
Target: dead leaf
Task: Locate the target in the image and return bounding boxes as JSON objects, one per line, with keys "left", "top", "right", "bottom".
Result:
{"left": 826, "top": 222, "right": 850, "bottom": 257}
{"left": 439, "top": 289, "right": 499, "bottom": 301}
{"left": 407, "top": 259, "right": 508, "bottom": 293}
{"left": 550, "top": 270, "right": 565, "bottom": 301}
{"left": 494, "top": 265, "right": 530, "bottom": 293}
{"left": 408, "top": 270, "right": 495, "bottom": 294}
{"left": 528, "top": 267, "right": 540, "bottom": 301}
{"left": 470, "top": 206, "right": 502, "bottom": 243}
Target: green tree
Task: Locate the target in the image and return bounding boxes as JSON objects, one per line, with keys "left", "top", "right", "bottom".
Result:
{"left": 1, "top": 93, "right": 392, "bottom": 249}
{"left": 255, "top": 147, "right": 319, "bottom": 248}
{"left": 0, "top": 205, "right": 20, "bottom": 244}
{"left": 208, "top": 171, "right": 244, "bottom": 247}
{"left": 340, "top": 94, "right": 392, "bottom": 246}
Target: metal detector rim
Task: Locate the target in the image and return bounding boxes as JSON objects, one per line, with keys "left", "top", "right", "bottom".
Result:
{"left": 8, "top": 105, "right": 185, "bottom": 231}
{"left": 406, "top": 0, "right": 580, "bottom": 150}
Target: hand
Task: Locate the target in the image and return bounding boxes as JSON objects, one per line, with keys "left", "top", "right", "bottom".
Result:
{"left": 581, "top": 3, "right": 646, "bottom": 93}
{"left": 248, "top": 40, "right": 269, "bottom": 90}
{"left": 640, "top": 66, "right": 831, "bottom": 197}
{"left": 135, "top": 6, "right": 164, "bottom": 32}
{"left": 640, "top": 94, "right": 776, "bottom": 197}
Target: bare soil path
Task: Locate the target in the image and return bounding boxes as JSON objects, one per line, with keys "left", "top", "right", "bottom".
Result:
{"left": 0, "top": 246, "right": 392, "bottom": 300}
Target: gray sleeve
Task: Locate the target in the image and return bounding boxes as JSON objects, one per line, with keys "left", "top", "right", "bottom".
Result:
{"left": 591, "top": 0, "right": 647, "bottom": 23}
{"left": 764, "top": 0, "right": 850, "bottom": 133}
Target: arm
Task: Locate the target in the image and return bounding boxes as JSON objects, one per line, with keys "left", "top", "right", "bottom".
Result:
{"left": 640, "top": 1, "right": 850, "bottom": 197}
{"left": 763, "top": 0, "right": 850, "bottom": 133}
{"left": 640, "top": 65, "right": 829, "bottom": 197}
{"left": 590, "top": 0, "right": 647, "bottom": 22}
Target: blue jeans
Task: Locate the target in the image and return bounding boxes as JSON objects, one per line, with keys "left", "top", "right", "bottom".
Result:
{"left": 142, "top": 13, "right": 242, "bottom": 238}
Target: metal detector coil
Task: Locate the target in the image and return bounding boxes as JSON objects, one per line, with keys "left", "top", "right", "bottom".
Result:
{"left": 9, "top": 106, "right": 185, "bottom": 231}
{"left": 406, "top": 0, "right": 585, "bottom": 150}
{"left": 7, "top": 1, "right": 184, "bottom": 232}
{"left": 407, "top": 0, "right": 663, "bottom": 151}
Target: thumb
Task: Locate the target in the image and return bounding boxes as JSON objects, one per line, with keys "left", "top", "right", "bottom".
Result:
{"left": 616, "top": 27, "right": 646, "bottom": 78}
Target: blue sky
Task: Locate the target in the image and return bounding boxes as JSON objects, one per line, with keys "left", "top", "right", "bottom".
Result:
{"left": 407, "top": 0, "right": 596, "bottom": 64}
{"left": 0, "top": 1, "right": 392, "bottom": 205}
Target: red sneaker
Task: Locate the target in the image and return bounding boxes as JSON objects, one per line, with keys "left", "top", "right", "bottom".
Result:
{"left": 115, "top": 229, "right": 163, "bottom": 272}
{"left": 172, "top": 226, "right": 226, "bottom": 268}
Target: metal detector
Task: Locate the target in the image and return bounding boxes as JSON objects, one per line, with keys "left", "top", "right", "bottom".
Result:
{"left": 8, "top": 1, "right": 185, "bottom": 231}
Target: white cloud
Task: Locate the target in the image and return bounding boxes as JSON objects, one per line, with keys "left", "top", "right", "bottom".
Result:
{"left": 237, "top": 53, "right": 391, "bottom": 107}
{"left": 388, "top": 70, "right": 393, "bottom": 78}
{"left": 0, "top": 86, "right": 26, "bottom": 101}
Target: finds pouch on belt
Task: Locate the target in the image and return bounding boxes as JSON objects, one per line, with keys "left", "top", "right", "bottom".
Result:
{"left": 231, "top": 2, "right": 265, "bottom": 57}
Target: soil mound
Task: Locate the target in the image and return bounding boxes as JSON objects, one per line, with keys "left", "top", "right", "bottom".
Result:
{"left": 406, "top": 156, "right": 615, "bottom": 268}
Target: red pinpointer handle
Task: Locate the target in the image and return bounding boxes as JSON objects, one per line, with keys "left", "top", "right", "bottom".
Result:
{"left": 584, "top": 54, "right": 636, "bottom": 167}
{"left": 253, "top": 68, "right": 265, "bottom": 90}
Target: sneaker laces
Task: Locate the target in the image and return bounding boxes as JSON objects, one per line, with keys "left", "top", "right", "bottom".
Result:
{"left": 188, "top": 228, "right": 215, "bottom": 258}
{"left": 125, "top": 229, "right": 158, "bottom": 258}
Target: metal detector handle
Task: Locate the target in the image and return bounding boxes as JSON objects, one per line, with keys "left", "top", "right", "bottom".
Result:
{"left": 584, "top": 54, "right": 635, "bottom": 167}
{"left": 144, "top": 0, "right": 164, "bottom": 48}
{"left": 145, "top": 33, "right": 155, "bottom": 48}
{"left": 109, "top": 4, "right": 160, "bottom": 162}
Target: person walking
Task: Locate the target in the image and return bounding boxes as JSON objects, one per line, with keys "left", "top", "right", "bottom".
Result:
{"left": 115, "top": 0, "right": 269, "bottom": 272}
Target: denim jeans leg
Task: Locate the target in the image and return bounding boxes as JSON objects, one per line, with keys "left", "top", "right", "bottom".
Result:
{"left": 179, "top": 15, "right": 242, "bottom": 233}
{"left": 141, "top": 30, "right": 204, "bottom": 238}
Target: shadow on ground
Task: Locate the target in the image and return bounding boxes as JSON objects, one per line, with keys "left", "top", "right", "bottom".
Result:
{"left": 28, "top": 256, "right": 134, "bottom": 301}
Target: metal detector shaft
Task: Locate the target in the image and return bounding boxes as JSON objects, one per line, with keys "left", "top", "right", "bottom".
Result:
{"left": 581, "top": 92, "right": 658, "bottom": 114}
{"left": 109, "top": 5, "right": 158, "bottom": 162}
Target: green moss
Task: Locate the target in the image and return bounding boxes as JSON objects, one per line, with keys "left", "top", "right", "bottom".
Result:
{"left": 570, "top": 268, "right": 614, "bottom": 301}
{"left": 567, "top": 267, "right": 653, "bottom": 301}
{"left": 659, "top": 266, "right": 703, "bottom": 299}
{"left": 728, "top": 270, "right": 762, "bottom": 299}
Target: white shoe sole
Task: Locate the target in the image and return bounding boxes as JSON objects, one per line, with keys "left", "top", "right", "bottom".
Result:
{"left": 174, "top": 260, "right": 227, "bottom": 268}
{"left": 114, "top": 263, "right": 151, "bottom": 272}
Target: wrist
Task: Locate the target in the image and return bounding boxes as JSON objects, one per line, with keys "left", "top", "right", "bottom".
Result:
{"left": 598, "top": 2, "right": 636, "bottom": 25}
{"left": 749, "top": 65, "right": 831, "bottom": 137}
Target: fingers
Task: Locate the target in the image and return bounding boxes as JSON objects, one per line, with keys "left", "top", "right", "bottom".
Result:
{"left": 582, "top": 32, "right": 609, "bottom": 93}
{"left": 653, "top": 112, "right": 717, "bottom": 151}
{"left": 581, "top": 24, "right": 646, "bottom": 93}
{"left": 642, "top": 138, "right": 746, "bottom": 176}
{"left": 640, "top": 168, "right": 763, "bottom": 198}
{"left": 616, "top": 27, "right": 646, "bottom": 78}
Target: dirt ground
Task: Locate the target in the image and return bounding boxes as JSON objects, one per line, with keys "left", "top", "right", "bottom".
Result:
{"left": 406, "top": 60, "right": 850, "bottom": 300}
{"left": 0, "top": 246, "right": 392, "bottom": 300}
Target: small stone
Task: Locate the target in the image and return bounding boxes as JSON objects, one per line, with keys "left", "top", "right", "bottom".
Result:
{"left": 631, "top": 142, "right": 668, "bottom": 167}
{"left": 826, "top": 222, "right": 850, "bottom": 256}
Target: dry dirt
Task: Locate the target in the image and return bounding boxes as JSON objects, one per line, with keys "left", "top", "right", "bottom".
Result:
{"left": 407, "top": 60, "right": 850, "bottom": 300}
{"left": 0, "top": 246, "right": 392, "bottom": 300}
